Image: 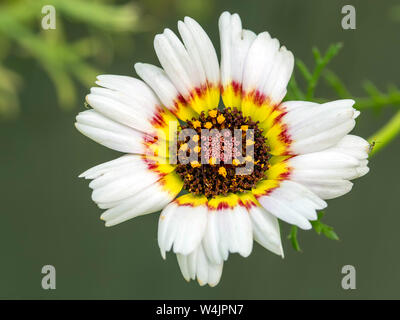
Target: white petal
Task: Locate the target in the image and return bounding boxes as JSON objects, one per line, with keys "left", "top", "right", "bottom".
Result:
{"left": 285, "top": 102, "right": 356, "bottom": 140}
{"left": 329, "top": 134, "right": 370, "bottom": 160}
{"left": 263, "top": 46, "right": 294, "bottom": 104}
{"left": 243, "top": 33, "right": 278, "bottom": 92}
{"left": 290, "top": 150, "right": 368, "bottom": 181}
{"left": 298, "top": 179, "right": 354, "bottom": 200}
{"left": 186, "top": 248, "right": 198, "bottom": 280}
{"left": 216, "top": 205, "right": 253, "bottom": 259}
{"left": 158, "top": 200, "right": 208, "bottom": 257}
{"left": 79, "top": 155, "right": 181, "bottom": 226}
{"left": 84, "top": 155, "right": 161, "bottom": 204}
{"left": 257, "top": 180, "right": 326, "bottom": 230}
{"left": 280, "top": 100, "right": 319, "bottom": 112}
{"left": 249, "top": 205, "right": 283, "bottom": 257}
{"left": 176, "top": 253, "right": 190, "bottom": 281}
{"left": 158, "top": 203, "right": 179, "bottom": 259}
{"left": 94, "top": 75, "right": 162, "bottom": 122}
{"left": 101, "top": 177, "right": 179, "bottom": 226}
{"left": 95, "top": 75, "right": 158, "bottom": 104}
{"left": 177, "top": 21, "right": 206, "bottom": 85}
{"left": 91, "top": 168, "right": 159, "bottom": 204}
{"left": 135, "top": 62, "right": 199, "bottom": 122}
{"left": 135, "top": 63, "right": 185, "bottom": 109}
{"left": 242, "top": 32, "right": 294, "bottom": 105}
{"left": 179, "top": 16, "right": 220, "bottom": 85}
{"left": 154, "top": 19, "right": 220, "bottom": 113}
{"left": 289, "top": 134, "right": 370, "bottom": 199}
{"left": 290, "top": 120, "right": 356, "bottom": 154}
{"left": 79, "top": 154, "right": 137, "bottom": 179}
{"left": 291, "top": 167, "right": 369, "bottom": 181}
{"left": 203, "top": 202, "right": 253, "bottom": 265}
{"left": 86, "top": 88, "right": 155, "bottom": 133}
{"left": 154, "top": 30, "right": 200, "bottom": 98}
{"left": 219, "top": 12, "right": 256, "bottom": 88}
{"left": 202, "top": 211, "right": 224, "bottom": 265}
{"left": 75, "top": 110, "right": 147, "bottom": 154}
{"left": 176, "top": 244, "right": 223, "bottom": 287}
{"left": 279, "top": 99, "right": 359, "bottom": 154}
{"left": 289, "top": 150, "right": 360, "bottom": 169}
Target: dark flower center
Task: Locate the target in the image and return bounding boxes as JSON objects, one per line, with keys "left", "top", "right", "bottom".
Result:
{"left": 175, "top": 108, "right": 271, "bottom": 198}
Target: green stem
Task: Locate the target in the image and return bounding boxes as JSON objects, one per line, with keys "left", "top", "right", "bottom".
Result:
{"left": 288, "top": 225, "right": 301, "bottom": 252}
{"left": 368, "top": 110, "right": 400, "bottom": 157}
{"left": 356, "top": 96, "right": 400, "bottom": 110}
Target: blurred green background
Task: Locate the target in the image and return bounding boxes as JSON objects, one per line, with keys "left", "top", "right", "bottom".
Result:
{"left": 1, "top": 0, "right": 399, "bottom": 299}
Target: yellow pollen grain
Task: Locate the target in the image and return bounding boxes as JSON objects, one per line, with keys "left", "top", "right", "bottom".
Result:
{"left": 241, "top": 125, "right": 248, "bottom": 131}
{"left": 192, "top": 120, "right": 201, "bottom": 129}
{"left": 246, "top": 139, "right": 255, "bottom": 146}
{"left": 190, "top": 160, "right": 201, "bottom": 168}
{"left": 245, "top": 155, "right": 253, "bottom": 162}
{"left": 192, "top": 135, "right": 200, "bottom": 142}
{"left": 232, "top": 158, "right": 241, "bottom": 166}
{"left": 180, "top": 143, "right": 188, "bottom": 151}
{"left": 209, "top": 157, "right": 217, "bottom": 165}
{"left": 194, "top": 146, "right": 201, "bottom": 153}
{"left": 217, "top": 114, "right": 225, "bottom": 124}
{"left": 218, "top": 167, "right": 227, "bottom": 177}
{"left": 186, "top": 174, "right": 193, "bottom": 181}
{"left": 204, "top": 122, "right": 213, "bottom": 129}
{"left": 209, "top": 109, "right": 218, "bottom": 118}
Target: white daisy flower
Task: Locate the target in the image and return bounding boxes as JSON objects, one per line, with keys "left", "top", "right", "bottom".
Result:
{"left": 75, "top": 11, "right": 370, "bottom": 287}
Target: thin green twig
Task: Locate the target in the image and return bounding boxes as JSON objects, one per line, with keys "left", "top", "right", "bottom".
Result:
{"left": 306, "top": 43, "right": 343, "bottom": 99}
{"left": 368, "top": 110, "right": 400, "bottom": 157}
{"left": 288, "top": 226, "right": 301, "bottom": 252}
